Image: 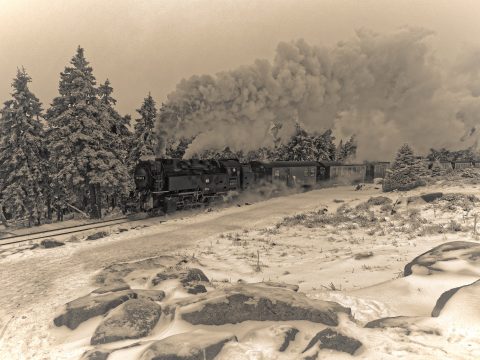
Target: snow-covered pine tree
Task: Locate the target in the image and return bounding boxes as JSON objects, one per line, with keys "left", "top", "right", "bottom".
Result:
{"left": 336, "top": 135, "right": 357, "bottom": 163}
{"left": 313, "top": 129, "right": 336, "bottom": 161}
{"left": 98, "top": 79, "right": 132, "bottom": 207}
{"left": 0, "top": 69, "right": 48, "bottom": 226}
{"left": 382, "top": 144, "right": 426, "bottom": 192}
{"left": 131, "top": 93, "right": 158, "bottom": 163}
{"left": 46, "top": 46, "right": 127, "bottom": 218}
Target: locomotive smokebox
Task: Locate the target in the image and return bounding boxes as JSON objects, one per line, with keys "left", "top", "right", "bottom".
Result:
{"left": 134, "top": 160, "right": 164, "bottom": 192}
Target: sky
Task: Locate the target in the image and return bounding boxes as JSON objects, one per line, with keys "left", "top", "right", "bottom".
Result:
{"left": 0, "top": 0, "right": 479, "bottom": 117}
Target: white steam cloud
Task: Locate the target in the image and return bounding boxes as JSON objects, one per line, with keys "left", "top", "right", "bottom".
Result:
{"left": 157, "top": 27, "right": 480, "bottom": 160}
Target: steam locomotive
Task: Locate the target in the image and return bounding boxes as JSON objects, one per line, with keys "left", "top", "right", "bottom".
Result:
{"left": 134, "top": 158, "right": 391, "bottom": 214}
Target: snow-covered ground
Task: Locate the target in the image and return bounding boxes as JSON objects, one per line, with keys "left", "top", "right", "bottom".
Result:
{"left": 1, "top": 181, "right": 480, "bottom": 359}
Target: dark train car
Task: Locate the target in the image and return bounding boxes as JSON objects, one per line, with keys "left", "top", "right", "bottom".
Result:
{"left": 250, "top": 161, "right": 319, "bottom": 188}
{"left": 319, "top": 162, "right": 367, "bottom": 184}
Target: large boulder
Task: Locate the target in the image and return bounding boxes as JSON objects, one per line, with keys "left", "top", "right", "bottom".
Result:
{"left": 431, "top": 279, "right": 480, "bottom": 325}
{"left": 95, "top": 255, "right": 178, "bottom": 287}
{"left": 54, "top": 290, "right": 137, "bottom": 330}
{"left": 135, "top": 289, "right": 166, "bottom": 302}
{"left": 151, "top": 267, "right": 209, "bottom": 287}
{"left": 138, "top": 330, "right": 237, "bottom": 360}
{"left": 302, "top": 328, "right": 362, "bottom": 355}
{"left": 91, "top": 299, "right": 161, "bottom": 345}
{"left": 404, "top": 241, "right": 480, "bottom": 276}
{"left": 178, "top": 283, "right": 350, "bottom": 326}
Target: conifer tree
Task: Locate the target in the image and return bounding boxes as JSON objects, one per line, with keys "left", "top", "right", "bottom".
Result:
{"left": 383, "top": 144, "right": 427, "bottom": 192}
{"left": 336, "top": 135, "right": 357, "bottom": 163}
{"left": 98, "top": 79, "right": 132, "bottom": 205}
{"left": 46, "top": 47, "right": 127, "bottom": 218}
{"left": 132, "top": 93, "right": 158, "bottom": 163}
{"left": 0, "top": 69, "right": 48, "bottom": 226}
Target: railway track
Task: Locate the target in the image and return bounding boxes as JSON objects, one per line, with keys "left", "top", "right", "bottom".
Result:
{"left": 0, "top": 216, "right": 147, "bottom": 247}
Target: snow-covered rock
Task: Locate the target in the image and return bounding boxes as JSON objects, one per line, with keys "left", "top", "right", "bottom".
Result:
{"left": 404, "top": 241, "right": 480, "bottom": 276}
{"left": 135, "top": 289, "right": 166, "bottom": 301}
{"left": 86, "top": 231, "right": 109, "bottom": 241}
{"left": 178, "top": 283, "right": 350, "bottom": 326}
{"left": 80, "top": 349, "right": 110, "bottom": 360}
{"left": 92, "top": 282, "right": 130, "bottom": 294}
{"left": 242, "top": 324, "right": 299, "bottom": 352}
{"left": 40, "top": 239, "right": 65, "bottom": 248}
{"left": 151, "top": 267, "right": 209, "bottom": 286}
{"left": 138, "top": 329, "right": 237, "bottom": 360}
{"left": 54, "top": 290, "right": 137, "bottom": 330}
{"left": 302, "top": 328, "right": 362, "bottom": 356}
{"left": 90, "top": 299, "right": 161, "bottom": 345}
{"left": 432, "top": 279, "right": 480, "bottom": 328}
{"left": 365, "top": 316, "right": 440, "bottom": 335}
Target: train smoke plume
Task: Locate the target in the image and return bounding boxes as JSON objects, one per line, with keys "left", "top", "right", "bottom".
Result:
{"left": 157, "top": 28, "right": 480, "bottom": 160}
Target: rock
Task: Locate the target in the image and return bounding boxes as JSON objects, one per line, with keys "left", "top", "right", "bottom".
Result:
{"left": 365, "top": 316, "right": 440, "bottom": 335}
{"left": 420, "top": 192, "right": 443, "bottom": 203}
{"left": 431, "top": 279, "right": 480, "bottom": 318}
{"left": 87, "top": 231, "right": 109, "bottom": 241}
{"left": 91, "top": 299, "right": 161, "bottom": 345}
{"left": 178, "top": 283, "right": 350, "bottom": 326}
{"left": 95, "top": 255, "right": 178, "bottom": 286}
{"left": 54, "top": 290, "right": 137, "bottom": 330}
{"left": 302, "top": 328, "right": 362, "bottom": 355}
{"left": 80, "top": 349, "right": 111, "bottom": 360}
{"left": 92, "top": 282, "right": 131, "bottom": 294}
{"left": 404, "top": 241, "right": 480, "bottom": 276}
{"left": 279, "top": 327, "right": 299, "bottom": 352}
{"left": 242, "top": 325, "right": 299, "bottom": 352}
{"left": 186, "top": 284, "right": 207, "bottom": 294}
{"left": 151, "top": 267, "right": 209, "bottom": 287}
{"left": 40, "top": 239, "right": 65, "bottom": 248}
{"left": 135, "top": 289, "right": 166, "bottom": 302}
{"left": 118, "top": 228, "right": 128, "bottom": 233}
{"left": 138, "top": 329, "right": 237, "bottom": 360}
{"left": 367, "top": 196, "right": 392, "bottom": 206}
{"left": 259, "top": 281, "right": 299, "bottom": 292}
{"left": 354, "top": 251, "right": 373, "bottom": 260}
{"left": 365, "top": 316, "right": 422, "bottom": 329}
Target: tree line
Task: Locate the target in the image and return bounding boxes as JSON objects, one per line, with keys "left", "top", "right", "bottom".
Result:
{"left": 0, "top": 47, "right": 160, "bottom": 225}
{"left": 0, "top": 47, "right": 358, "bottom": 226}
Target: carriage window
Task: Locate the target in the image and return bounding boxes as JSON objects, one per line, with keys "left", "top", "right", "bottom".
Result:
{"left": 310, "top": 167, "right": 315, "bottom": 176}
{"left": 304, "top": 169, "right": 308, "bottom": 176}
{"left": 274, "top": 169, "right": 280, "bottom": 177}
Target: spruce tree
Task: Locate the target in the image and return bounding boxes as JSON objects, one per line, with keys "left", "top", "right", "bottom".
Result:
{"left": 132, "top": 93, "right": 158, "bottom": 163}
{"left": 0, "top": 69, "right": 48, "bottom": 226}
{"left": 98, "top": 79, "right": 132, "bottom": 206}
{"left": 46, "top": 47, "right": 127, "bottom": 218}
{"left": 383, "top": 144, "right": 427, "bottom": 192}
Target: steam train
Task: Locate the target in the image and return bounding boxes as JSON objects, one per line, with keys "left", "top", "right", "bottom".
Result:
{"left": 132, "top": 156, "right": 480, "bottom": 214}
{"left": 133, "top": 158, "right": 391, "bottom": 214}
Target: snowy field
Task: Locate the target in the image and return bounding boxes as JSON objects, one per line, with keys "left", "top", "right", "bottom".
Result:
{"left": 1, "top": 181, "right": 480, "bottom": 359}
